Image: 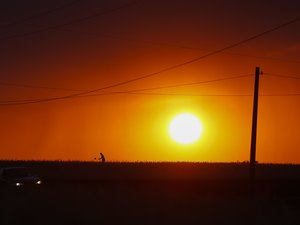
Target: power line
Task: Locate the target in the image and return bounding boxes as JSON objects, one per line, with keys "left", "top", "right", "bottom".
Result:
{"left": 0, "top": 74, "right": 253, "bottom": 105}
{"left": 218, "top": 53, "right": 300, "bottom": 64}
{"left": 2, "top": 75, "right": 300, "bottom": 106}
{"left": 262, "top": 93, "right": 300, "bottom": 96}
{"left": 2, "top": 91, "right": 300, "bottom": 106}
{"left": 53, "top": 27, "right": 300, "bottom": 64}
{"left": 0, "top": 74, "right": 252, "bottom": 92}
{"left": 113, "top": 74, "right": 253, "bottom": 93}
{"left": 0, "top": 73, "right": 253, "bottom": 105}
{"left": 263, "top": 73, "right": 300, "bottom": 80}
{"left": 0, "top": 0, "right": 141, "bottom": 41}
{"left": 1, "top": 0, "right": 298, "bottom": 67}
{"left": 112, "top": 92, "right": 300, "bottom": 97}
{"left": 0, "top": 0, "right": 81, "bottom": 32}
{"left": 88, "top": 92, "right": 254, "bottom": 97}
{"left": 74, "top": 91, "right": 300, "bottom": 97}
{"left": 1, "top": 16, "right": 300, "bottom": 106}
{"left": 0, "top": 81, "right": 85, "bottom": 92}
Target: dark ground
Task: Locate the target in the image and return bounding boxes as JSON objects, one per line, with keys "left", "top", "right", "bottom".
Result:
{"left": 1, "top": 161, "right": 300, "bottom": 225}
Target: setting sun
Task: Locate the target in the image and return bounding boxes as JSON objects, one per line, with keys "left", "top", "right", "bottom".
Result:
{"left": 169, "top": 113, "right": 203, "bottom": 144}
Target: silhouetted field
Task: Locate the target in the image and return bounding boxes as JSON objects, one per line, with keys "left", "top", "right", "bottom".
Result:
{"left": 1, "top": 161, "right": 300, "bottom": 225}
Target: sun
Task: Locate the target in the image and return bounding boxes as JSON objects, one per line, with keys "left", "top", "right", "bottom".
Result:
{"left": 169, "top": 113, "right": 203, "bottom": 144}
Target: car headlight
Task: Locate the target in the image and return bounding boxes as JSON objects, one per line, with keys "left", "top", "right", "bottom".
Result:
{"left": 15, "top": 182, "right": 23, "bottom": 186}
{"left": 36, "top": 180, "right": 42, "bottom": 185}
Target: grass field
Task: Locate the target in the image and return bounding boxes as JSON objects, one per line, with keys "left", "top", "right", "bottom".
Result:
{"left": 1, "top": 161, "right": 300, "bottom": 225}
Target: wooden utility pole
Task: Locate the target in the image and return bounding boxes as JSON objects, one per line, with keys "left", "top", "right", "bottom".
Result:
{"left": 250, "top": 67, "right": 260, "bottom": 181}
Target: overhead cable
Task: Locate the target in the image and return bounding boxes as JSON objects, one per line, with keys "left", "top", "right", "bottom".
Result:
{"left": 0, "top": 0, "right": 141, "bottom": 41}
{"left": 263, "top": 73, "right": 300, "bottom": 80}
{"left": 1, "top": 16, "right": 300, "bottom": 106}
{"left": 0, "top": 74, "right": 253, "bottom": 105}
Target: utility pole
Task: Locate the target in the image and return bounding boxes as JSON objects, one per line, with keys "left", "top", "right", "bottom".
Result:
{"left": 250, "top": 67, "right": 260, "bottom": 181}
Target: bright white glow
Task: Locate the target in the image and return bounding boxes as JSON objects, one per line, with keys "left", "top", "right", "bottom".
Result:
{"left": 36, "top": 180, "right": 42, "bottom": 185}
{"left": 15, "top": 182, "right": 22, "bottom": 186}
{"left": 169, "top": 113, "right": 203, "bottom": 144}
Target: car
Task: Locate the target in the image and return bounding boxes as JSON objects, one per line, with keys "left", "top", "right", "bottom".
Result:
{"left": 0, "top": 167, "right": 42, "bottom": 187}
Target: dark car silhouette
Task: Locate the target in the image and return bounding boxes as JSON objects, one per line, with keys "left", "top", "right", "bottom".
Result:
{"left": 0, "top": 167, "right": 42, "bottom": 187}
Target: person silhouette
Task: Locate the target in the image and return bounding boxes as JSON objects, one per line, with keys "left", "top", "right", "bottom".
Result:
{"left": 99, "top": 153, "right": 105, "bottom": 163}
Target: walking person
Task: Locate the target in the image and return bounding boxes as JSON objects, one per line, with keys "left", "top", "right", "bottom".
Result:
{"left": 99, "top": 152, "right": 105, "bottom": 163}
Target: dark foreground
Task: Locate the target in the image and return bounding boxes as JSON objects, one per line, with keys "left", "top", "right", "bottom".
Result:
{"left": 1, "top": 161, "right": 300, "bottom": 225}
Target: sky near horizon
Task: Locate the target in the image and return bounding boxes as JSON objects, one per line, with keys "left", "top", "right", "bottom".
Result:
{"left": 0, "top": 0, "right": 300, "bottom": 162}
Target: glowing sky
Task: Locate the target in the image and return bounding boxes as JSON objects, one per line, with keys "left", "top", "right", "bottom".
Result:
{"left": 0, "top": 0, "right": 300, "bottom": 162}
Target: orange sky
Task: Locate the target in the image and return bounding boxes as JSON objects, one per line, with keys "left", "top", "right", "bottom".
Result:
{"left": 0, "top": 0, "right": 300, "bottom": 162}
